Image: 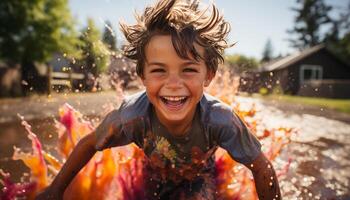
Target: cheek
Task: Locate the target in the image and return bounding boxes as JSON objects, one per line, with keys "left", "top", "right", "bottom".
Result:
{"left": 144, "top": 81, "right": 159, "bottom": 96}
{"left": 187, "top": 78, "right": 206, "bottom": 88}
{"left": 186, "top": 82, "right": 205, "bottom": 96}
{"left": 145, "top": 88, "right": 158, "bottom": 105}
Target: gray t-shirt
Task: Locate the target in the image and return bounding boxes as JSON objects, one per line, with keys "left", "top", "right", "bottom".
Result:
{"left": 95, "top": 91, "right": 261, "bottom": 199}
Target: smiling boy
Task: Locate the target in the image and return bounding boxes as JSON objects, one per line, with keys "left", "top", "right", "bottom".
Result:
{"left": 142, "top": 35, "right": 211, "bottom": 136}
{"left": 36, "top": 0, "right": 281, "bottom": 199}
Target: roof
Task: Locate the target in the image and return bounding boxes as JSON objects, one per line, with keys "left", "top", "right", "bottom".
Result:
{"left": 258, "top": 44, "right": 326, "bottom": 72}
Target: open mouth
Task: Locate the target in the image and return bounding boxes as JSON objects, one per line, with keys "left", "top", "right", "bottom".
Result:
{"left": 160, "top": 96, "right": 188, "bottom": 110}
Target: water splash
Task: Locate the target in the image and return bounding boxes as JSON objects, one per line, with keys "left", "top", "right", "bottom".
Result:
{"left": 0, "top": 69, "right": 294, "bottom": 200}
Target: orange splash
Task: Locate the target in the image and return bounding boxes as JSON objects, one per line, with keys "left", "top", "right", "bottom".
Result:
{"left": 1, "top": 70, "right": 295, "bottom": 200}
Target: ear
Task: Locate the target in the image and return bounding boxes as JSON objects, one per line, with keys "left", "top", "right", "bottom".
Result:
{"left": 204, "top": 71, "right": 215, "bottom": 87}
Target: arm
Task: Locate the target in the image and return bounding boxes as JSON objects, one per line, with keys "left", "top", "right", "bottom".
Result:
{"left": 36, "top": 132, "right": 97, "bottom": 200}
{"left": 246, "top": 153, "right": 281, "bottom": 200}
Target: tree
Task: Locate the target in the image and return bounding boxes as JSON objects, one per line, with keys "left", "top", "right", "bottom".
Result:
{"left": 225, "top": 54, "right": 259, "bottom": 73}
{"left": 261, "top": 39, "right": 274, "bottom": 63}
{"left": 102, "top": 21, "right": 117, "bottom": 52}
{"left": 0, "top": 0, "right": 80, "bottom": 93}
{"left": 288, "top": 0, "right": 332, "bottom": 50}
{"left": 79, "top": 19, "right": 110, "bottom": 80}
{"left": 325, "top": 2, "right": 350, "bottom": 62}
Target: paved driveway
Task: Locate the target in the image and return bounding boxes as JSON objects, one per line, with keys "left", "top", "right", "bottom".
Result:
{"left": 1, "top": 92, "right": 349, "bottom": 199}
{"left": 236, "top": 96, "right": 350, "bottom": 199}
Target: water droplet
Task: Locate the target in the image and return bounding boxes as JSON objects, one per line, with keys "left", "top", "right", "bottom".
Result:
{"left": 21, "top": 80, "right": 28, "bottom": 85}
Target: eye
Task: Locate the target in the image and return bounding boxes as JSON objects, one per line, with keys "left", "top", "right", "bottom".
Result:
{"left": 150, "top": 68, "right": 165, "bottom": 73}
{"left": 183, "top": 68, "right": 198, "bottom": 73}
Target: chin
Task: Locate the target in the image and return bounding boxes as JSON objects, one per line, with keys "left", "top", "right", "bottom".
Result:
{"left": 163, "top": 113, "right": 188, "bottom": 123}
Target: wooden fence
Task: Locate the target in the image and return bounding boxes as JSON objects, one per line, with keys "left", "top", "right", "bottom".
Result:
{"left": 47, "top": 67, "right": 85, "bottom": 94}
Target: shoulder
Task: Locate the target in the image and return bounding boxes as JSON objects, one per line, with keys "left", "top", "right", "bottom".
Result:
{"left": 200, "top": 93, "right": 239, "bottom": 127}
{"left": 94, "top": 91, "right": 150, "bottom": 150}
{"left": 119, "top": 90, "right": 150, "bottom": 123}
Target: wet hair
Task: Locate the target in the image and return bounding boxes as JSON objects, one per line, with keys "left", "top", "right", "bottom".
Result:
{"left": 120, "top": 0, "right": 231, "bottom": 77}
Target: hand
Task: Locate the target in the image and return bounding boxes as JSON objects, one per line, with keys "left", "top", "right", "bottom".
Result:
{"left": 35, "top": 186, "right": 63, "bottom": 200}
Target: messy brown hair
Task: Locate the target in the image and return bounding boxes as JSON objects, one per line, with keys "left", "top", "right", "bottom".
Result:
{"left": 120, "top": 0, "right": 231, "bottom": 77}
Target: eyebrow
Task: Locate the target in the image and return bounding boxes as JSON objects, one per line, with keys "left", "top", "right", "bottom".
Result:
{"left": 146, "top": 60, "right": 200, "bottom": 67}
{"left": 146, "top": 61, "right": 166, "bottom": 67}
{"left": 182, "top": 61, "right": 200, "bottom": 66}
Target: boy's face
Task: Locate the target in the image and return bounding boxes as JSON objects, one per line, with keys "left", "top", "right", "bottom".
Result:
{"left": 142, "top": 35, "right": 213, "bottom": 131}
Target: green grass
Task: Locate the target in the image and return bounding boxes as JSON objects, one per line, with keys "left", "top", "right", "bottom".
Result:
{"left": 257, "top": 94, "right": 350, "bottom": 114}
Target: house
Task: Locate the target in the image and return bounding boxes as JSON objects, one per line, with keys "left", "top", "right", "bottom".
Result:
{"left": 240, "top": 44, "right": 350, "bottom": 98}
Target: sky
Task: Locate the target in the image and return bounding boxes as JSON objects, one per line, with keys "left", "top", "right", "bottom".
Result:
{"left": 69, "top": 0, "right": 348, "bottom": 59}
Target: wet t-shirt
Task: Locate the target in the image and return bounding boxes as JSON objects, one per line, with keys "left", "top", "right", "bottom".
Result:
{"left": 95, "top": 91, "right": 261, "bottom": 199}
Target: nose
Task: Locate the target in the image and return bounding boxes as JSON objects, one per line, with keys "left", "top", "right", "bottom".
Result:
{"left": 165, "top": 73, "right": 183, "bottom": 89}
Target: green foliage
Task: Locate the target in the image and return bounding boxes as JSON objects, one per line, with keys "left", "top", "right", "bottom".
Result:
{"left": 259, "top": 87, "right": 269, "bottom": 96}
{"left": 225, "top": 54, "right": 259, "bottom": 73}
{"left": 102, "top": 21, "right": 117, "bottom": 52}
{"left": 79, "top": 19, "right": 110, "bottom": 76}
{"left": 288, "top": 0, "right": 332, "bottom": 50}
{"left": 264, "top": 95, "right": 350, "bottom": 114}
{"left": 0, "top": 0, "right": 80, "bottom": 63}
{"left": 325, "top": 3, "right": 350, "bottom": 63}
{"left": 272, "top": 84, "right": 284, "bottom": 95}
{"left": 261, "top": 39, "right": 274, "bottom": 63}
{"left": 327, "top": 33, "right": 350, "bottom": 64}
{"left": 339, "top": 33, "right": 350, "bottom": 60}
{"left": 288, "top": 0, "right": 350, "bottom": 62}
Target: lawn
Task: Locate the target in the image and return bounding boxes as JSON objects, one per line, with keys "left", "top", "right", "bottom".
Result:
{"left": 256, "top": 94, "right": 350, "bottom": 114}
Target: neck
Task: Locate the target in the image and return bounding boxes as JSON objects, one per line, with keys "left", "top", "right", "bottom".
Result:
{"left": 165, "top": 118, "right": 193, "bottom": 136}
{"left": 156, "top": 109, "right": 196, "bottom": 137}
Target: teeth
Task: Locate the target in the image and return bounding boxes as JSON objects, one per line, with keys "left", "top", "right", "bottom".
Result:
{"left": 163, "top": 96, "right": 186, "bottom": 101}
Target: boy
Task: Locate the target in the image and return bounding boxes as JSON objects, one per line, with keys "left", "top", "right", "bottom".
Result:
{"left": 37, "top": 0, "right": 281, "bottom": 199}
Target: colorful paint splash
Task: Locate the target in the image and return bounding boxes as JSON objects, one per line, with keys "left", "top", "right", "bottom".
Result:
{"left": 0, "top": 71, "right": 295, "bottom": 200}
